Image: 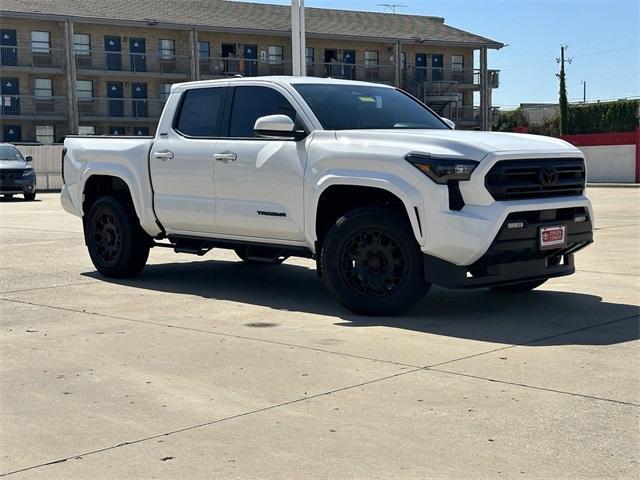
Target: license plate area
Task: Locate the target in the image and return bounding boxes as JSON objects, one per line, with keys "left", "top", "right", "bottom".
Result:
{"left": 539, "top": 225, "right": 566, "bottom": 250}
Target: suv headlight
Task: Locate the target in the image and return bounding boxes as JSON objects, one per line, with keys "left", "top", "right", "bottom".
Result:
{"left": 406, "top": 153, "right": 478, "bottom": 184}
{"left": 22, "top": 168, "right": 35, "bottom": 177}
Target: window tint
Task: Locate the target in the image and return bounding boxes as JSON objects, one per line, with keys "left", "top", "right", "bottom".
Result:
{"left": 229, "top": 86, "right": 298, "bottom": 138}
{"left": 293, "top": 84, "right": 447, "bottom": 131}
{"left": 175, "top": 87, "right": 225, "bottom": 137}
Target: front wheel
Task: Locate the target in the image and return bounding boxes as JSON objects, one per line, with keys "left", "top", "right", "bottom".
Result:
{"left": 85, "top": 195, "right": 150, "bottom": 278}
{"left": 24, "top": 192, "right": 36, "bottom": 201}
{"left": 321, "top": 207, "right": 429, "bottom": 316}
{"left": 490, "top": 279, "right": 547, "bottom": 293}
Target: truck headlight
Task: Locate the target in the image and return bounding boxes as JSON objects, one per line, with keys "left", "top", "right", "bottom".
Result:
{"left": 406, "top": 153, "right": 478, "bottom": 184}
{"left": 22, "top": 168, "right": 35, "bottom": 177}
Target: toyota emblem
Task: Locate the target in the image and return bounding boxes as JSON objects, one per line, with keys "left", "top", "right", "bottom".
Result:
{"left": 539, "top": 166, "right": 558, "bottom": 186}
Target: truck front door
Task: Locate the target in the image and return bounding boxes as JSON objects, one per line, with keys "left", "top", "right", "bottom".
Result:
{"left": 150, "top": 84, "right": 227, "bottom": 234}
{"left": 212, "top": 84, "right": 306, "bottom": 241}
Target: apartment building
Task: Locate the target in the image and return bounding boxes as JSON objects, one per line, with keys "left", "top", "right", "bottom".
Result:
{"left": 0, "top": 0, "right": 503, "bottom": 143}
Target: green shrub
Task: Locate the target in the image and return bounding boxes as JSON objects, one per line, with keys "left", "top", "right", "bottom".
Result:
{"left": 567, "top": 100, "right": 639, "bottom": 134}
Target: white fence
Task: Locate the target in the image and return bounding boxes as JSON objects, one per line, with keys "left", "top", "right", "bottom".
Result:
{"left": 14, "top": 143, "right": 64, "bottom": 191}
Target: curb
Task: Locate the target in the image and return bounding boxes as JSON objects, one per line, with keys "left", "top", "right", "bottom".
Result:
{"left": 587, "top": 183, "right": 639, "bottom": 188}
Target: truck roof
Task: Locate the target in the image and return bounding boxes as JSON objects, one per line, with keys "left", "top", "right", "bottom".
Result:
{"left": 171, "top": 76, "right": 396, "bottom": 93}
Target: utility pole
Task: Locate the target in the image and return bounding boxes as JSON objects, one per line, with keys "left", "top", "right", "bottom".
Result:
{"left": 556, "top": 44, "right": 572, "bottom": 135}
{"left": 581, "top": 80, "right": 586, "bottom": 103}
{"left": 291, "top": 0, "right": 306, "bottom": 77}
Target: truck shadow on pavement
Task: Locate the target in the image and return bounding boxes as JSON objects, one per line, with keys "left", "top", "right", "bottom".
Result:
{"left": 83, "top": 259, "right": 640, "bottom": 347}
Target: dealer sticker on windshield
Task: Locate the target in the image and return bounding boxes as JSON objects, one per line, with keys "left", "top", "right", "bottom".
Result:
{"left": 539, "top": 225, "right": 567, "bottom": 250}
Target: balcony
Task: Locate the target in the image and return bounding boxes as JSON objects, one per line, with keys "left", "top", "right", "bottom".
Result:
{"left": 77, "top": 97, "right": 166, "bottom": 121}
{"left": 198, "top": 57, "right": 397, "bottom": 84}
{"left": 450, "top": 106, "right": 501, "bottom": 129}
{"left": 0, "top": 95, "right": 67, "bottom": 120}
{"left": 402, "top": 67, "right": 499, "bottom": 89}
{"left": 75, "top": 50, "right": 191, "bottom": 78}
{"left": 0, "top": 45, "right": 66, "bottom": 71}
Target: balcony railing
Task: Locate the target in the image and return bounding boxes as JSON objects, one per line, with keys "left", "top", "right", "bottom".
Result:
{"left": 449, "top": 106, "right": 501, "bottom": 128}
{"left": 402, "top": 67, "right": 499, "bottom": 89}
{"left": 0, "top": 45, "right": 66, "bottom": 69}
{"left": 75, "top": 50, "right": 191, "bottom": 76}
{"left": 0, "top": 95, "right": 68, "bottom": 119}
{"left": 198, "top": 56, "right": 292, "bottom": 77}
{"left": 77, "top": 97, "right": 167, "bottom": 120}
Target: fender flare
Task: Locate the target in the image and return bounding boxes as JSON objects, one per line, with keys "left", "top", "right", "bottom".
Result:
{"left": 80, "top": 164, "right": 161, "bottom": 236}
{"left": 306, "top": 170, "right": 425, "bottom": 249}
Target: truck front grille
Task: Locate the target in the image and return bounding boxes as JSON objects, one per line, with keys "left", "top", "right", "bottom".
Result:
{"left": 485, "top": 158, "right": 585, "bottom": 201}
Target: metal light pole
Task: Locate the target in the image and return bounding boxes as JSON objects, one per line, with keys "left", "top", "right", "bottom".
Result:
{"left": 291, "top": 0, "right": 306, "bottom": 76}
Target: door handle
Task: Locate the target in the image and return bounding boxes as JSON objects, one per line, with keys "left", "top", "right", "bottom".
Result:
{"left": 214, "top": 152, "right": 237, "bottom": 163}
{"left": 153, "top": 150, "right": 174, "bottom": 160}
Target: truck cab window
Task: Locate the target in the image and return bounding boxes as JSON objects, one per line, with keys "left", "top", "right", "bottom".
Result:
{"left": 175, "top": 87, "right": 225, "bottom": 137}
{"left": 228, "top": 86, "right": 299, "bottom": 138}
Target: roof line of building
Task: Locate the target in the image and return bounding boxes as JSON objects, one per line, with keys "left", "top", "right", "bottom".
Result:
{"left": 0, "top": 7, "right": 504, "bottom": 49}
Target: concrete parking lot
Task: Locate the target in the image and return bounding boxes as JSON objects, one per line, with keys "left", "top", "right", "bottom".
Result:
{"left": 0, "top": 188, "right": 638, "bottom": 479}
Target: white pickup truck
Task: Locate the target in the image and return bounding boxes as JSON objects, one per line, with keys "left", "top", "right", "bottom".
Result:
{"left": 61, "top": 76, "right": 593, "bottom": 315}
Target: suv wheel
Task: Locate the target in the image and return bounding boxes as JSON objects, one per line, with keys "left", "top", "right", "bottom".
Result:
{"left": 85, "top": 195, "right": 150, "bottom": 278}
{"left": 321, "top": 207, "right": 429, "bottom": 315}
{"left": 24, "top": 192, "right": 36, "bottom": 201}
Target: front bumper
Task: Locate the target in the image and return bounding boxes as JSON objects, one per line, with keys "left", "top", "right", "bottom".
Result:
{"left": 424, "top": 206, "right": 593, "bottom": 288}
{"left": 0, "top": 177, "right": 36, "bottom": 195}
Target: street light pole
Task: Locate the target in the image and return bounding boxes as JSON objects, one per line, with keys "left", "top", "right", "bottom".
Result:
{"left": 291, "top": 0, "right": 306, "bottom": 76}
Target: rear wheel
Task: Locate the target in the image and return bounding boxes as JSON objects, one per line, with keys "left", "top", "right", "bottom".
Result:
{"left": 321, "top": 207, "right": 429, "bottom": 315}
{"left": 24, "top": 192, "right": 36, "bottom": 201}
{"left": 85, "top": 195, "right": 150, "bottom": 278}
{"left": 490, "top": 279, "right": 547, "bottom": 293}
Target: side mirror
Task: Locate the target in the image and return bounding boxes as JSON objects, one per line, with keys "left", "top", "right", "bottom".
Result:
{"left": 254, "top": 114, "right": 301, "bottom": 139}
{"left": 442, "top": 118, "right": 456, "bottom": 129}
{"left": 25, "top": 155, "right": 33, "bottom": 162}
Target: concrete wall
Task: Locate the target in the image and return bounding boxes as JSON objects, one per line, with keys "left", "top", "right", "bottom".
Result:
{"left": 581, "top": 145, "right": 637, "bottom": 183}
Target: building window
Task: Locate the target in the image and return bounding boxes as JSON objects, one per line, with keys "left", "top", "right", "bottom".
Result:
{"left": 76, "top": 80, "right": 93, "bottom": 99}
{"left": 31, "top": 31, "right": 51, "bottom": 53}
{"left": 401, "top": 52, "right": 406, "bottom": 71}
{"left": 34, "top": 78, "right": 53, "bottom": 98}
{"left": 159, "top": 83, "right": 172, "bottom": 102}
{"left": 198, "top": 41, "right": 210, "bottom": 60}
{"left": 36, "top": 125, "right": 55, "bottom": 144}
{"left": 159, "top": 39, "right": 176, "bottom": 59}
{"left": 306, "top": 47, "right": 314, "bottom": 66}
{"left": 364, "top": 51, "right": 379, "bottom": 68}
{"left": 452, "top": 55, "right": 464, "bottom": 71}
{"left": 78, "top": 126, "right": 95, "bottom": 135}
{"left": 268, "top": 45, "right": 283, "bottom": 64}
{"left": 73, "top": 34, "right": 91, "bottom": 55}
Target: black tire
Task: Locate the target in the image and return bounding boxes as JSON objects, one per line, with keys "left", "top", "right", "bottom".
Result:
{"left": 85, "top": 195, "right": 150, "bottom": 278}
{"left": 24, "top": 192, "right": 36, "bottom": 201}
{"left": 490, "top": 279, "right": 547, "bottom": 293}
{"left": 320, "top": 207, "right": 429, "bottom": 315}
{"left": 234, "top": 247, "right": 287, "bottom": 265}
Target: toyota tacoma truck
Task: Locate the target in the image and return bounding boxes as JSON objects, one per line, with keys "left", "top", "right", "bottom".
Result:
{"left": 61, "top": 77, "right": 593, "bottom": 315}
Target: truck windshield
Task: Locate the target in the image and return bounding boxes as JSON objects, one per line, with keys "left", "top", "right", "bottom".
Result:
{"left": 293, "top": 84, "right": 448, "bottom": 131}
{"left": 0, "top": 145, "right": 25, "bottom": 162}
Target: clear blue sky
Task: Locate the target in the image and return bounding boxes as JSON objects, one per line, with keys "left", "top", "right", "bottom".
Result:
{"left": 233, "top": 0, "right": 639, "bottom": 108}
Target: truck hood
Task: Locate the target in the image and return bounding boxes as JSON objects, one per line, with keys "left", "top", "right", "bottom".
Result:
{"left": 0, "top": 160, "right": 28, "bottom": 170}
{"left": 335, "top": 130, "right": 581, "bottom": 161}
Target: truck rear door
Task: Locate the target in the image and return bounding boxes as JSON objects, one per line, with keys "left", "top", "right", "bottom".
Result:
{"left": 149, "top": 84, "right": 227, "bottom": 234}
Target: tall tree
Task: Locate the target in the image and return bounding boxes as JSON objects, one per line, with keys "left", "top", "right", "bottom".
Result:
{"left": 557, "top": 45, "right": 571, "bottom": 135}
